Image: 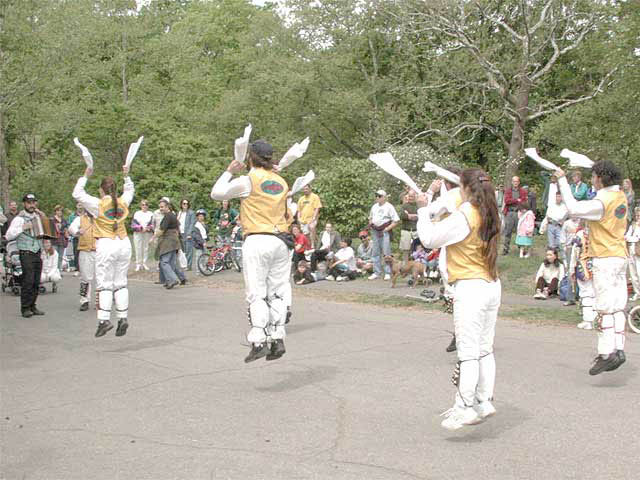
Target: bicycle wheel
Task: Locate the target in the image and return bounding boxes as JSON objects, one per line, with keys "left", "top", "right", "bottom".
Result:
{"left": 223, "top": 252, "right": 234, "bottom": 270}
{"left": 627, "top": 305, "right": 640, "bottom": 334}
{"left": 214, "top": 256, "right": 225, "bottom": 272}
{"left": 197, "top": 254, "right": 216, "bottom": 276}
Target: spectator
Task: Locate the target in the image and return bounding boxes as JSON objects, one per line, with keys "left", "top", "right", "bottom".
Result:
{"left": 1, "top": 200, "right": 18, "bottom": 238}
{"left": 368, "top": 189, "right": 400, "bottom": 280}
{"left": 328, "top": 238, "right": 357, "bottom": 281}
{"left": 570, "top": 170, "right": 589, "bottom": 201}
{"left": 132, "top": 199, "right": 154, "bottom": 271}
{"left": 399, "top": 190, "right": 418, "bottom": 264}
{"left": 523, "top": 185, "right": 537, "bottom": 221}
{"left": 40, "top": 239, "right": 62, "bottom": 284}
{"left": 515, "top": 203, "right": 535, "bottom": 258}
{"left": 540, "top": 183, "right": 568, "bottom": 249}
{"left": 212, "top": 199, "right": 239, "bottom": 228}
{"left": 192, "top": 209, "right": 209, "bottom": 273}
{"left": 560, "top": 216, "right": 581, "bottom": 306}
{"left": 502, "top": 176, "right": 528, "bottom": 255}
{"left": 216, "top": 210, "right": 235, "bottom": 244}
{"left": 356, "top": 230, "right": 373, "bottom": 274}
{"left": 310, "top": 222, "right": 341, "bottom": 271}
{"left": 623, "top": 178, "right": 635, "bottom": 223}
{"left": 291, "top": 224, "right": 311, "bottom": 270}
{"left": 50, "top": 204, "right": 69, "bottom": 271}
{"left": 0, "top": 206, "right": 6, "bottom": 231}
{"left": 177, "top": 199, "right": 196, "bottom": 271}
{"left": 625, "top": 207, "right": 640, "bottom": 301}
{"left": 534, "top": 248, "right": 565, "bottom": 299}
{"left": 297, "top": 184, "right": 322, "bottom": 247}
{"left": 293, "top": 260, "right": 327, "bottom": 284}
{"left": 153, "top": 198, "right": 186, "bottom": 289}
{"left": 67, "top": 203, "right": 84, "bottom": 273}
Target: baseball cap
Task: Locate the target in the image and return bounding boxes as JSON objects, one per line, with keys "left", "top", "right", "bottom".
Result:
{"left": 250, "top": 139, "right": 273, "bottom": 159}
{"left": 375, "top": 189, "right": 386, "bottom": 197}
{"left": 23, "top": 193, "right": 37, "bottom": 202}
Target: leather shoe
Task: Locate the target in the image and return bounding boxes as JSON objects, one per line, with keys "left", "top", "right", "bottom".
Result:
{"left": 31, "top": 306, "right": 45, "bottom": 316}
{"left": 95, "top": 320, "right": 114, "bottom": 338}
{"left": 80, "top": 302, "right": 89, "bottom": 311}
{"left": 21, "top": 310, "right": 33, "bottom": 318}
{"left": 266, "top": 339, "right": 286, "bottom": 361}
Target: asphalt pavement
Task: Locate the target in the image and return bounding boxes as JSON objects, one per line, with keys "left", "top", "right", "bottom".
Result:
{"left": 1, "top": 274, "right": 639, "bottom": 480}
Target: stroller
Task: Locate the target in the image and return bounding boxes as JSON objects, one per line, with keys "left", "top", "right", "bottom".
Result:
{"left": 1, "top": 241, "right": 22, "bottom": 296}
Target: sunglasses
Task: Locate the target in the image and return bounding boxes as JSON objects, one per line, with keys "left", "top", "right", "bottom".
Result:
{"left": 359, "top": 236, "right": 367, "bottom": 240}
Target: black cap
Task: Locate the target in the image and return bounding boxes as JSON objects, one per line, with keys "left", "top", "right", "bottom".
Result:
{"left": 250, "top": 139, "right": 273, "bottom": 159}
{"left": 23, "top": 193, "right": 37, "bottom": 202}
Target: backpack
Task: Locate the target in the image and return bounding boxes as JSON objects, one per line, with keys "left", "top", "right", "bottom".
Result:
{"left": 558, "top": 276, "right": 569, "bottom": 301}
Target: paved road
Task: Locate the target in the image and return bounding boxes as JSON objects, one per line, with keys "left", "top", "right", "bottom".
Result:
{"left": 1, "top": 275, "right": 639, "bottom": 480}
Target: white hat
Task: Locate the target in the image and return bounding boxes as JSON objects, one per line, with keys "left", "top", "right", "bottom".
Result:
{"left": 375, "top": 189, "right": 386, "bottom": 197}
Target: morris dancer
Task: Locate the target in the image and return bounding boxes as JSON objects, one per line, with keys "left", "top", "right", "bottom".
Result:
{"left": 556, "top": 161, "right": 628, "bottom": 374}
{"left": 68, "top": 210, "right": 97, "bottom": 311}
{"left": 417, "top": 168, "right": 501, "bottom": 430}
{"left": 73, "top": 166, "right": 134, "bottom": 337}
{"left": 211, "top": 140, "right": 293, "bottom": 362}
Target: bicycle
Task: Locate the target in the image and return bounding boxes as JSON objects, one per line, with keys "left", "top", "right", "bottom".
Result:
{"left": 197, "top": 240, "right": 241, "bottom": 276}
{"left": 627, "top": 302, "right": 640, "bottom": 334}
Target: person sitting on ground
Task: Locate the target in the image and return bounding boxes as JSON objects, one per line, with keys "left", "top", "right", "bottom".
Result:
{"left": 293, "top": 260, "right": 327, "bottom": 285}
{"left": 328, "top": 238, "right": 357, "bottom": 281}
{"left": 534, "top": 248, "right": 565, "bottom": 299}
{"left": 291, "top": 223, "right": 311, "bottom": 270}
{"left": 310, "top": 222, "right": 341, "bottom": 271}
{"left": 515, "top": 202, "right": 535, "bottom": 258}
{"left": 40, "top": 239, "right": 62, "bottom": 284}
{"left": 355, "top": 230, "right": 373, "bottom": 274}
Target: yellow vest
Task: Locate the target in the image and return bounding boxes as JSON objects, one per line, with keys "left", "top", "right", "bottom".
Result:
{"left": 94, "top": 196, "right": 129, "bottom": 240}
{"left": 438, "top": 188, "right": 463, "bottom": 221}
{"left": 586, "top": 189, "right": 628, "bottom": 258}
{"left": 447, "top": 203, "right": 494, "bottom": 283}
{"left": 78, "top": 215, "right": 97, "bottom": 251}
{"left": 240, "top": 169, "right": 289, "bottom": 236}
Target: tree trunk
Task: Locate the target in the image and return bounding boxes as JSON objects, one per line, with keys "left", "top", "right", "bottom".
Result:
{"left": 0, "top": 110, "right": 10, "bottom": 209}
{"left": 503, "top": 76, "right": 531, "bottom": 186}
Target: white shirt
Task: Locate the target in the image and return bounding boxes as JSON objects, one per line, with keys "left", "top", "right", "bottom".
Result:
{"left": 133, "top": 210, "right": 154, "bottom": 230}
{"left": 41, "top": 249, "right": 59, "bottom": 275}
{"left": 546, "top": 183, "right": 569, "bottom": 223}
{"left": 425, "top": 187, "right": 461, "bottom": 220}
{"left": 535, "top": 262, "right": 565, "bottom": 284}
{"left": 211, "top": 171, "right": 252, "bottom": 201}
{"left": 195, "top": 222, "right": 208, "bottom": 241}
{"left": 320, "top": 231, "right": 331, "bottom": 250}
{"left": 5, "top": 216, "right": 26, "bottom": 242}
{"left": 72, "top": 176, "right": 134, "bottom": 218}
{"left": 557, "top": 177, "right": 607, "bottom": 221}
{"left": 177, "top": 211, "right": 186, "bottom": 234}
{"left": 369, "top": 201, "right": 400, "bottom": 227}
{"left": 560, "top": 218, "right": 579, "bottom": 245}
{"left": 417, "top": 203, "right": 472, "bottom": 250}
{"left": 335, "top": 246, "right": 356, "bottom": 270}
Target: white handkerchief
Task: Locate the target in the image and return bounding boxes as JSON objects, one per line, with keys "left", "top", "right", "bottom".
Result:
{"left": 73, "top": 138, "right": 94, "bottom": 169}
{"left": 278, "top": 137, "right": 310, "bottom": 171}
{"left": 422, "top": 162, "right": 460, "bottom": 185}
{"left": 369, "top": 152, "right": 422, "bottom": 194}
{"left": 291, "top": 170, "right": 315, "bottom": 195}
{"left": 125, "top": 136, "right": 144, "bottom": 169}
{"left": 560, "top": 148, "right": 594, "bottom": 169}
{"left": 524, "top": 148, "right": 558, "bottom": 171}
{"left": 234, "top": 124, "right": 252, "bottom": 163}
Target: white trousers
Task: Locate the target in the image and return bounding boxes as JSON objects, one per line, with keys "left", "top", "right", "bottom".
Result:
{"left": 95, "top": 237, "right": 131, "bottom": 322}
{"left": 453, "top": 279, "right": 501, "bottom": 407}
{"left": 242, "top": 235, "right": 291, "bottom": 344}
{"left": 628, "top": 254, "right": 640, "bottom": 295}
{"left": 40, "top": 270, "right": 61, "bottom": 283}
{"left": 79, "top": 250, "right": 96, "bottom": 305}
{"left": 133, "top": 232, "right": 152, "bottom": 267}
{"left": 577, "top": 277, "right": 595, "bottom": 325}
{"left": 592, "top": 257, "right": 627, "bottom": 355}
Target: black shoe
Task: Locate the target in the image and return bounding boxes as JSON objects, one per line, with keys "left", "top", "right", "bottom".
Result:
{"left": 589, "top": 353, "right": 620, "bottom": 375}
{"left": 244, "top": 343, "right": 269, "bottom": 363}
{"left": 165, "top": 281, "right": 178, "bottom": 289}
{"left": 80, "top": 302, "right": 89, "bottom": 312}
{"left": 115, "top": 319, "right": 129, "bottom": 337}
{"left": 266, "top": 339, "right": 286, "bottom": 361}
{"left": 605, "top": 350, "right": 626, "bottom": 372}
{"left": 180, "top": 279, "right": 187, "bottom": 286}
{"left": 21, "top": 309, "right": 33, "bottom": 318}
{"left": 95, "top": 320, "right": 113, "bottom": 338}
{"left": 31, "top": 306, "right": 45, "bottom": 316}
{"left": 446, "top": 335, "right": 457, "bottom": 353}
{"left": 285, "top": 309, "right": 292, "bottom": 325}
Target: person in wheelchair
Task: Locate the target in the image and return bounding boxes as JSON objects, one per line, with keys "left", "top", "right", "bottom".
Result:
{"left": 40, "top": 239, "right": 62, "bottom": 287}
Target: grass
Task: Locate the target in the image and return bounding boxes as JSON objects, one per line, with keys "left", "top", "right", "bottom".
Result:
{"left": 496, "top": 238, "right": 549, "bottom": 296}
{"left": 500, "top": 305, "right": 581, "bottom": 325}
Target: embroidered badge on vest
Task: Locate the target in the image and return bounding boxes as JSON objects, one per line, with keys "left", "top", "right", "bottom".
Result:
{"left": 104, "top": 207, "right": 126, "bottom": 220}
{"left": 261, "top": 180, "right": 284, "bottom": 195}
{"left": 614, "top": 204, "right": 627, "bottom": 219}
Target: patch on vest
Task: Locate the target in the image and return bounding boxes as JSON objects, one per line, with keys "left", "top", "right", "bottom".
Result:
{"left": 104, "top": 207, "right": 126, "bottom": 220}
{"left": 260, "top": 180, "right": 284, "bottom": 195}
{"left": 614, "top": 204, "right": 627, "bottom": 219}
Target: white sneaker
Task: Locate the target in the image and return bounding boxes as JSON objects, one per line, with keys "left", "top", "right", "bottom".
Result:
{"left": 368, "top": 273, "right": 379, "bottom": 280}
{"left": 440, "top": 406, "right": 480, "bottom": 431}
{"left": 326, "top": 275, "right": 335, "bottom": 281}
{"left": 335, "top": 276, "right": 345, "bottom": 282}
{"left": 473, "top": 401, "right": 496, "bottom": 422}
{"left": 73, "top": 272, "right": 79, "bottom": 277}
{"left": 135, "top": 265, "right": 141, "bottom": 272}
{"left": 533, "top": 289, "right": 544, "bottom": 299}
{"left": 383, "top": 274, "right": 391, "bottom": 281}
{"left": 577, "top": 321, "right": 593, "bottom": 330}
{"left": 143, "top": 264, "right": 150, "bottom": 271}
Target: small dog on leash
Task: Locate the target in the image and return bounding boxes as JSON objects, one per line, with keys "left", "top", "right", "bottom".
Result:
{"left": 386, "top": 255, "right": 426, "bottom": 288}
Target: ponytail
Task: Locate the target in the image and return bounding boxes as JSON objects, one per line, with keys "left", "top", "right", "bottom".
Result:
{"left": 460, "top": 168, "right": 501, "bottom": 281}
{"left": 100, "top": 176, "right": 120, "bottom": 232}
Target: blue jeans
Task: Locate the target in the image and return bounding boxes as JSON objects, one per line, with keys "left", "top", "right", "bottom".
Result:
{"left": 159, "top": 250, "right": 185, "bottom": 286}
{"left": 547, "top": 223, "right": 562, "bottom": 249}
{"left": 182, "top": 235, "right": 194, "bottom": 270}
{"left": 371, "top": 231, "right": 391, "bottom": 275}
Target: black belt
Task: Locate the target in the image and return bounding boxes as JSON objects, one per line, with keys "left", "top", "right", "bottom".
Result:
{"left": 19, "top": 250, "right": 41, "bottom": 255}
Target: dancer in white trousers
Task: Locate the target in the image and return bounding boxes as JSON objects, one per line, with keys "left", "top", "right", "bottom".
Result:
{"left": 556, "top": 161, "right": 628, "bottom": 375}
{"left": 68, "top": 211, "right": 97, "bottom": 311}
{"left": 211, "top": 140, "right": 292, "bottom": 363}
{"left": 417, "top": 168, "right": 502, "bottom": 430}
{"left": 73, "top": 166, "right": 134, "bottom": 337}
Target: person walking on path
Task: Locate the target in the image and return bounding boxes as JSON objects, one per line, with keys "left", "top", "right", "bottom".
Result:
{"left": 152, "top": 199, "right": 186, "bottom": 289}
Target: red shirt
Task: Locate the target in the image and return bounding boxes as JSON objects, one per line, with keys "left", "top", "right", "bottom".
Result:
{"left": 294, "top": 233, "right": 311, "bottom": 254}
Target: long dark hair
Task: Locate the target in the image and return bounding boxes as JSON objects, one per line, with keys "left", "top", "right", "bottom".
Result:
{"left": 460, "top": 168, "right": 500, "bottom": 281}
{"left": 100, "top": 176, "right": 119, "bottom": 232}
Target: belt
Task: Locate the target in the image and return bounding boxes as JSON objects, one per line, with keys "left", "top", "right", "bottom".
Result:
{"left": 19, "top": 250, "right": 41, "bottom": 255}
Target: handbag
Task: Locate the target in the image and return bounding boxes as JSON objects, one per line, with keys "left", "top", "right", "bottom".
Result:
{"left": 178, "top": 249, "right": 188, "bottom": 269}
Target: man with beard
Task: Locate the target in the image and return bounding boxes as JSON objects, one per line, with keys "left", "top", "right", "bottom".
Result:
{"left": 5, "top": 194, "right": 46, "bottom": 318}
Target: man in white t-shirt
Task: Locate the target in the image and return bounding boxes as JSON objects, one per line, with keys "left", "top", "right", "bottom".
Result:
{"left": 368, "top": 189, "right": 399, "bottom": 280}
{"left": 328, "top": 238, "right": 357, "bottom": 281}
{"left": 132, "top": 200, "right": 154, "bottom": 271}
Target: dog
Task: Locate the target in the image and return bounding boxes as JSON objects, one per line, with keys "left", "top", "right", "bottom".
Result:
{"left": 386, "top": 255, "right": 426, "bottom": 288}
